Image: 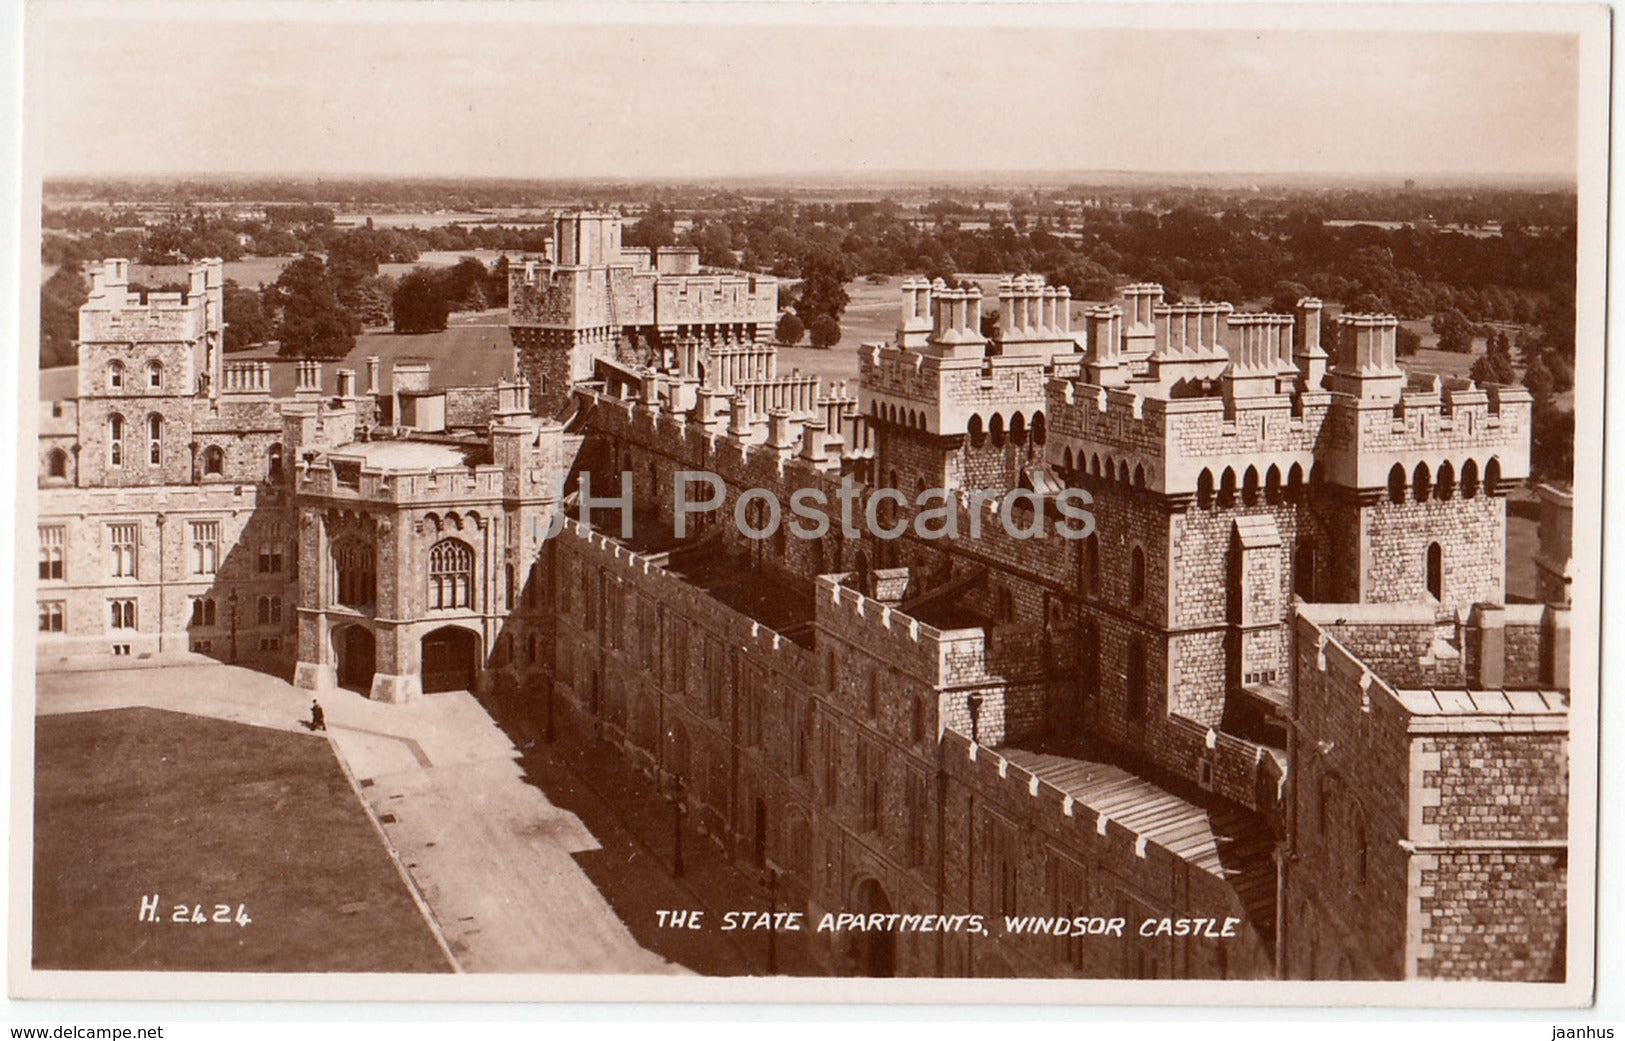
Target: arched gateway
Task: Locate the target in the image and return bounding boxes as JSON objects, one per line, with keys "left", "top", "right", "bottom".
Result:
{"left": 421, "top": 626, "right": 480, "bottom": 693}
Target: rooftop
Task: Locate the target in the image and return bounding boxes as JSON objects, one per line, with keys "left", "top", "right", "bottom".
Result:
{"left": 327, "top": 439, "right": 485, "bottom": 472}
{"left": 1392, "top": 688, "right": 1568, "bottom": 734}
{"left": 998, "top": 740, "right": 1277, "bottom": 936}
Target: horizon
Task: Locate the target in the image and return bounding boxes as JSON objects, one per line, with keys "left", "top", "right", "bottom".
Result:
{"left": 27, "top": 5, "right": 1582, "bottom": 184}
{"left": 38, "top": 168, "right": 1579, "bottom": 199}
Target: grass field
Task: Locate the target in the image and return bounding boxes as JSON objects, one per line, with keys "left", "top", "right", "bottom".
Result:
{"left": 33, "top": 706, "right": 450, "bottom": 973}
{"left": 131, "top": 256, "right": 295, "bottom": 291}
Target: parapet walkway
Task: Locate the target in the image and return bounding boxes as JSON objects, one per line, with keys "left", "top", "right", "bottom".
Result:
{"left": 33, "top": 658, "right": 681, "bottom": 976}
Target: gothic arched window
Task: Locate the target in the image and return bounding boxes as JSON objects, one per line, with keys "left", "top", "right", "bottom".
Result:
{"left": 148, "top": 414, "right": 163, "bottom": 465}
{"left": 108, "top": 414, "right": 124, "bottom": 467}
{"left": 429, "top": 538, "right": 474, "bottom": 610}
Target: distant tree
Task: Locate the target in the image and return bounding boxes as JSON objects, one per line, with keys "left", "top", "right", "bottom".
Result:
{"left": 1530, "top": 401, "right": 1574, "bottom": 484}
{"left": 350, "top": 275, "right": 395, "bottom": 328}
{"left": 442, "top": 257, "right": 490, "bottom": 311}
{"left": 222, "top": 280, "right": 273, "bottom": 350}
{"left": 485, "top": 254, "right": 510, "bottom": 309}
{"left": 392, "top": 269, "right": 451, "bottom": 334}
{"left": 1046, "top": 258, "right": 1117, "bottom": 300}
{"left": 625, "top": 204, "right": 676, "bottom": 250}
{"left": 794, "top": 247, "right": 851, "bottom": 328}
{"left": 1432, "top": 308, "right": 1475, "bottom": 354}
{"left": 776, "top": 312, "right": 806, "bottom": 346}
{"left": 272, "top": 254, "right": 359, "bottom": 358}
{"left": 1201, "top": 276, "right": 1244, "bottom": 304}
{"left": 39, "top": 263, "right": 87, "bottom": 369}
{"left": 1470, "top": 337, "right": 1517, "bottom": 386}
{"left": 1268, "top": 280, "right": 1314, "bottom": 316}
{"left": 808, "top": 314, "right": 841, "bottom": 350}
{"left": 1523, "top": 357, "right": 1555, "bottom": 401}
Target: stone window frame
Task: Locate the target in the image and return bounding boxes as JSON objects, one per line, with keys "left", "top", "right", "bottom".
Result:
{"left": 202, "top": 445, "right": 226, "bottom": 477}
{"left": 108, "top": 598, "right": 137, "bottom": 630}
{"left": 108, "top": 413, "right": 125, "bottom": 467}
{"left": 38, "top": 600, "right": 64, "bottom": 633}
{"left": 428, "top": 538, "right": 476, "bottom": 611}
{"left": 106, "top": 360, "right": 124, "bottom": 391}
{"left": 108, "top": 522, "right": 139, "bottom": 579}
{"left": 45, "top": 448, "right": 69, "bottom": 480}
{"left": 147, "top": 413, "right": 164, "bottom": 466}
{"left": 257, "top": 539, "right": 285, "bottom": 575}
{"left": 1425, "top": 542, "right": 1444, "bottom": 602}
{"left": 190, "top": 520, "right": 220, "bottom": 576}
{"left": 256, "top": 595, "right": 283, "bottom": 626}
{"left": 1129, "top": 545, "right": 1147, "bottom": 608}
{"left": 146, "top": 360, "right": 164, "bottom": 389}
{"left": 38, "top": 525, "right": 65, "bottom": 581}
{"left": 190, "top": 597, "right": 217, "bottom": 627}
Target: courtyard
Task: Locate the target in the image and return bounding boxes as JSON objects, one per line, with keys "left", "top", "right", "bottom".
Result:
{"left": 32, "top": 705, "right": 452, "bottom": 973}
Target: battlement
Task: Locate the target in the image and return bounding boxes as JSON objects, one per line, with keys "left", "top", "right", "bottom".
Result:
{"left": 79, "top": 257, "right": 224, "bottom": 345}
{"left": 560, "top": 515, "right": 809, "bottom": 663}
{"left": 815, "top": 574, "right": 993, "bottom": 690}
{"left": 1044, "top": 379, "right": 1323, "bottom": 498}
{"left": 860, "top": 341, "right": 1052, "bottom": 438}
{"left": 1044, "top": 354, "right": 1530, "bottom": 500}
{"left": 297, "top": 432, "right": 505, "bottom": 504}
{"left": 509, "top": 213, "right": 776, "bottom": 337}
{"left": 1317, "top": 375, "right": 1533, "bottom": 492}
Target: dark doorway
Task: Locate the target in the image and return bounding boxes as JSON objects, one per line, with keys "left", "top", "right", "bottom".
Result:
{"left": 849, "top": 878, "right": 896, "bottom": 977}
{"left": 422, "top": 626, "right": 479, "bottom": 693}
{"left": 335, "top": 625, "right": 376, "bottom": 692}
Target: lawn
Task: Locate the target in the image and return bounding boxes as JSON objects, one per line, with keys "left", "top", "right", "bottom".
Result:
{"left": 32, "top": 706, "right": 451, "bottom": 972}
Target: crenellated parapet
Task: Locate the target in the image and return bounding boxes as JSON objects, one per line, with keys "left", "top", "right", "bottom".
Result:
{"left": 299, "top": 451, "right": 509, "bottom": 505}
{"left": 1316, "top": 375, "right": 1533, "bottom": 497}
{"left": 1043, "top": 378, "right": 1326, "bottom": 501}
{"left": 78, "top": 257, "right": 223, "bottom": 346}
{"left": 859, "top": 342, "right": 1050, "bottom": 439}
{"left": 815, "top": 574, "right": 995, "bottom": 694}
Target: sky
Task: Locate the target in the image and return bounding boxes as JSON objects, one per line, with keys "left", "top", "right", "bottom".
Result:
{"left": 25, "top": 2, "right": 1584, "bottom": 182}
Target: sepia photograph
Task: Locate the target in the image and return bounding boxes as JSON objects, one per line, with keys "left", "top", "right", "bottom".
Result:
{"left": 6, "top": 0, "right": 1609, "bottom": 1009}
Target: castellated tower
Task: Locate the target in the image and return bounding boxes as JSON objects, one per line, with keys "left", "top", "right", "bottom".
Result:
{"left": 1313, "top": 312, "right": 1532, "bottom": 608}
{"left": 507, "top": 211, "right": 778, "bottom": 417}
{"left": 1038, "top": 290, "right": 1528, "bottom": 793}
{"left": 860, "top": 276, "right": 1083, "bottom": 499}
{"left": 73, "top": 257, "right": 225, "bottom": 488}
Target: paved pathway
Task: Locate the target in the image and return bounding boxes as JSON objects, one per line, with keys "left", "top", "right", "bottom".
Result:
{"left": 34, "top": 656, "right": 681, "bottom": 975}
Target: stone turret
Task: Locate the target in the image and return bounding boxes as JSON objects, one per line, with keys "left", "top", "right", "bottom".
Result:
{"left": 1293, "top": 298, "right": 1328, "bottom": 391}
{"left": 1326, "top": 313, "right": 1405, "bottom": 401}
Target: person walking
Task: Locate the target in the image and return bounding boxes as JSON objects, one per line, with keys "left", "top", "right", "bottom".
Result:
{"left": 309, "top": 699, "right": 327, "bottom": 732}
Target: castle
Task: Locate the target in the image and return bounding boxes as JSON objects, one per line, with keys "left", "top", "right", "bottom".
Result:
{"left": 36, "top": 211, "right": 1572, "bottom": 981}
